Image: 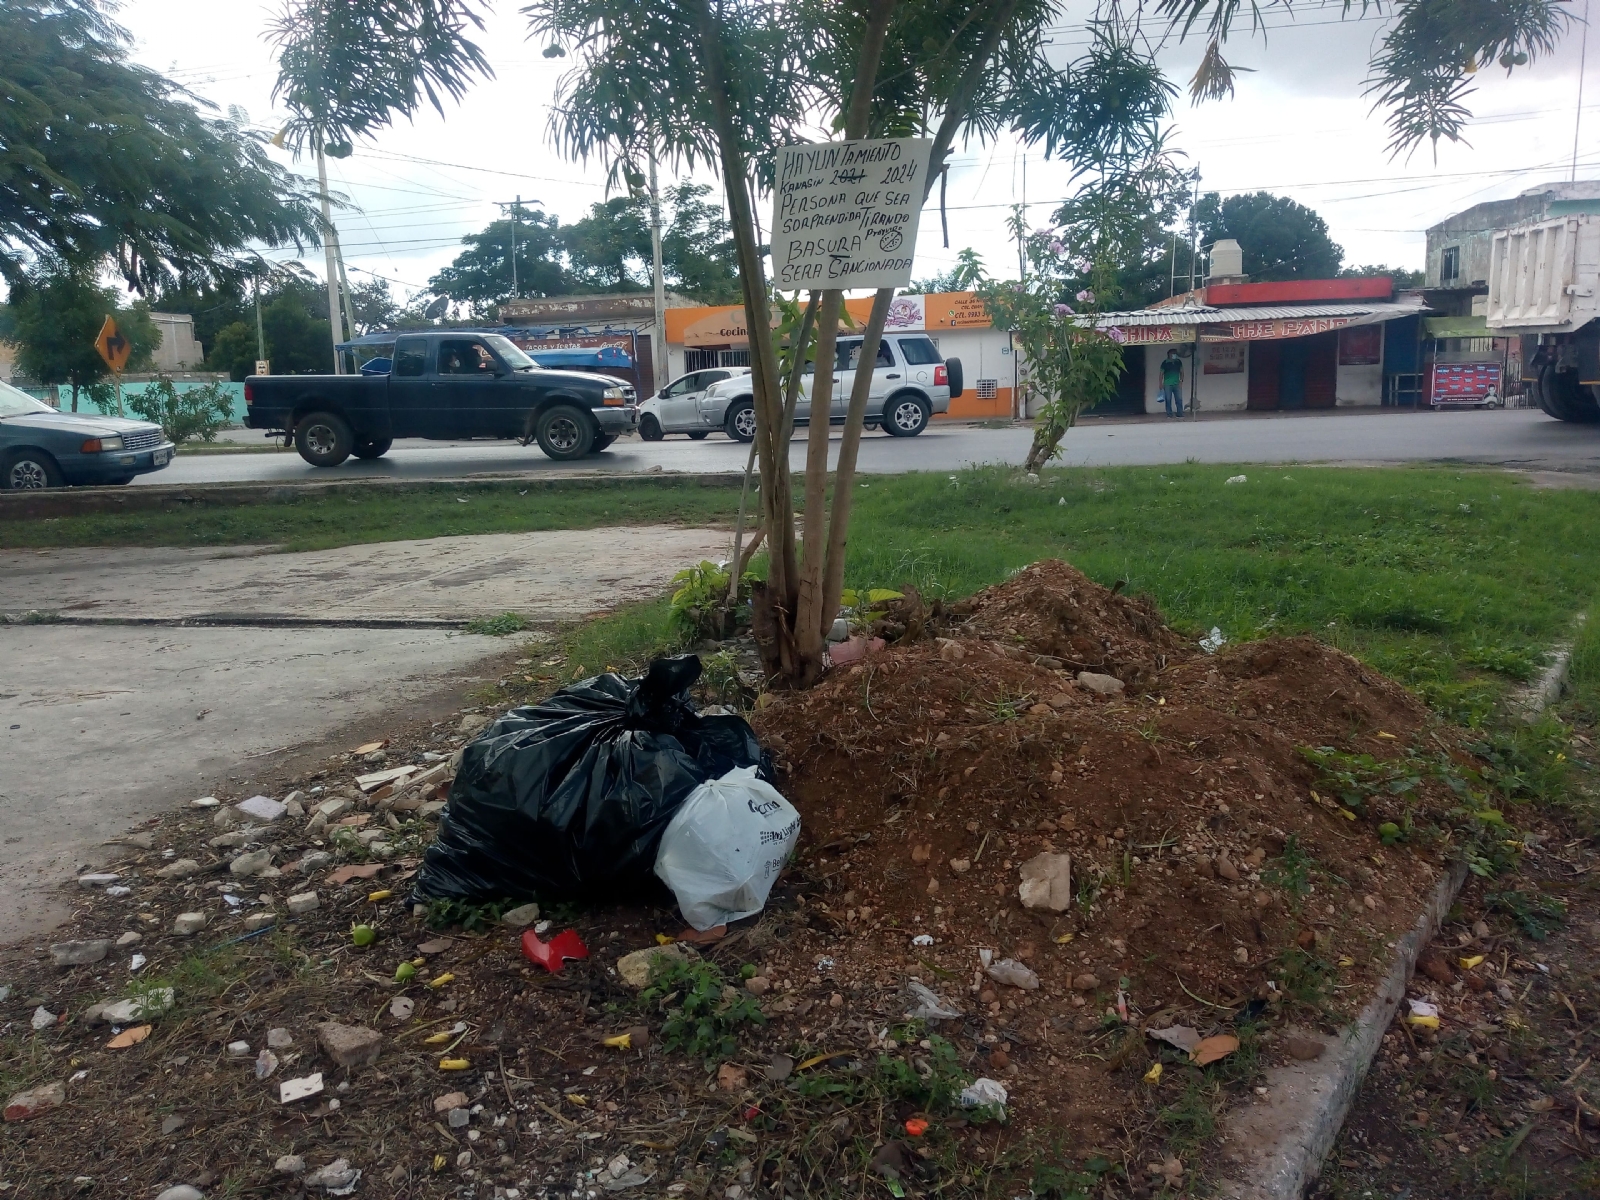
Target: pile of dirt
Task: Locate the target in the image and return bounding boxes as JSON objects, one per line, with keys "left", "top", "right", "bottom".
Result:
{"left": 751, "top": 559, "right": 1467, "bottom": 1140}
{"left": 0, "top": 562, "right": 1493, "bottom": 1199}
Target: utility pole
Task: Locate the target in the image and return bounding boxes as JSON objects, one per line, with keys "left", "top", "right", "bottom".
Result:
{"left": 511, "top": 194, "right": 520, "bottom": 298}
{"left": 1187, "top": 165, "right": 1203, "bottom": 298}
{"left": 647, "top": 153, "right": 668, "bottom": 391}
{"left": 253, "top": 265, "right": 266, "bottom": 364}
{"left": 316, "top": 147, "right": 345, "bottom": 374}
{"left": 336, "top": 242, "right": 358, "bottom": 353}
{"left": 1575, "top": 0, "right": 1591, "bottom": 182}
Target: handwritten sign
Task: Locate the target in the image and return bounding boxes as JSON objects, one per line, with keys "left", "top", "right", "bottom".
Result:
{"left": 771, "top": 138, "right": 932, "bottom": 289}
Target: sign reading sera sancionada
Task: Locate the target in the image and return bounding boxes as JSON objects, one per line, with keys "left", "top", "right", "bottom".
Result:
{"left": 771, "top": 138, "right": 932, "bottom": 289}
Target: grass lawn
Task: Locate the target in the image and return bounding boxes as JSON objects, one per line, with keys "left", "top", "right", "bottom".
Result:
{"left": 469, "top": 463, "right": 1600, "bottom": 725}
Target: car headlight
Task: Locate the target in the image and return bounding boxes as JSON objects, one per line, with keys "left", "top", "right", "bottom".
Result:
{"left": 80, "top": 435, "right": 123, "bottom": 453}
{"left": 602, "top": 386, "right": 626, "bottom": 406}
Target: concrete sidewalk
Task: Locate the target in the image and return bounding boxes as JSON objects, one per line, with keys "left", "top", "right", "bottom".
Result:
{"left": 1, "top": 525, "right": 728, "bottom": 624}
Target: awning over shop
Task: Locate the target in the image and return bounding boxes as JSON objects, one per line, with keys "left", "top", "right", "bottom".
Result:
{"left": 1422, "top": 315, "right": 1490, "bottom": 339}
{"left": 1091, "top": 299, "right": 1428, "bottom": 343}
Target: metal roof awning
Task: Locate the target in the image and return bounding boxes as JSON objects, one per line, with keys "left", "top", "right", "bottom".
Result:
{"left": 1095, "top": 301, "right": 1429, "bottom": 327}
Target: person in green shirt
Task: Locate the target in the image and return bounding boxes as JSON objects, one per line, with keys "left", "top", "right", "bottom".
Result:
{"left": 1159, "top": 348, "right": 1184, "bottom": 417}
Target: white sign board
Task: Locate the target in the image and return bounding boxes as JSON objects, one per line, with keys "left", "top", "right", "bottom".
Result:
{"left": 255, "top": 359, "right": 271, "bottom": 376}
{"left": 771, "top": 137, "right": 932, "bottom": 290}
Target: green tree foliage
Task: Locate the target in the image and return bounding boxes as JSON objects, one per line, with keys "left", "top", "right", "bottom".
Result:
{"left": 1, "top": 0, "right": 319, "bottom": 291}
{"left": 1342, "top": 264, "right": 1426, "bottom": 289}
{"left": 203, "top": 282, "right": 334, "bottom": 379}
{"left": 909, "top": 248, "right": 987, "bottom": 295}
{"left": 9, "top": 265, "right": 158, "bottom": 411}
{"left": 1193, "top": 191, "right": 1344, "bottom": 282}
{"left": 109, "top": 376, "right": 235, "bottom": 445}
{"left": 269, "top": 0, "right": 493, "bottom": 154}
{"left": 426, "top": 185, "right": 739, "bottom": 311}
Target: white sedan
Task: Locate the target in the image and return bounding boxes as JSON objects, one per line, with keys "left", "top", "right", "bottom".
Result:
{"left": 638, "top": 367, "right": 751, "bottom": 440}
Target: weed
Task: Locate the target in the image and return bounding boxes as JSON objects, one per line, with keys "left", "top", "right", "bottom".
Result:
{"left": 1270, "top": 947, "right": 1339, "bottom": 1016}
{"left": 1298, "top": 745, "right": 1424, "bottom": 817}
{"left": 424, "top": 896, "right": 520, "bottom": 933}
{"left": 640, "top": 956, "right": 765, "bottom": 1061}
{"left": 1261, "top": 833, "right": 1315, "bottom": 907}
{"left": 1157, "top": 1077, "right": 1219, "bottom": 1160}
{"left": 1030, "top": 1152, "right": 1113, "bottom": 1200}
{"left": 985, "top": 691, "right": 1033, "bottom": 722}
{"left": 668, "top": 560, "right": 755, "bottom": 640}
{"left": 1486, "top": 888, "right": 1567, "bottom": 940}
{"left": 1462, "top": 642, "right": 1539, "bottom": 681}
{"left": 699, "top": 648, "right": 747, "bottom": 708}
{"left": 465, "top": 611, "right": 530, "bottom": 636}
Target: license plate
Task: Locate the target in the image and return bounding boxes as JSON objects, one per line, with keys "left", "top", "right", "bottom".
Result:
{"left": 152, "top": 448, "right": 170, "bottom": 466}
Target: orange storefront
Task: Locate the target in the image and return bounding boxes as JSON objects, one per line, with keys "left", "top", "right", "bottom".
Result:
{"left": 662, "top": 291, "right": 1016, "bottom": 419}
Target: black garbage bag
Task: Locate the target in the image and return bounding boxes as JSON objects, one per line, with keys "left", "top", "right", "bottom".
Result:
{"left": 412, "top": 655, "right": 769, "bottom": 903}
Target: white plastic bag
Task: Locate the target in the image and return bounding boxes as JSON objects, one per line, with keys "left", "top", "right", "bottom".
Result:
{"left": 654, "top": 766, "right": 800, "bottom": 931}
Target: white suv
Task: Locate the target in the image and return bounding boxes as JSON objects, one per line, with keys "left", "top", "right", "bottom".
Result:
{"left": 699, "top": 334, "right": 963, "bottom": 442}
{"left": 638, "top": 367, "right": 751, "bottom": 440}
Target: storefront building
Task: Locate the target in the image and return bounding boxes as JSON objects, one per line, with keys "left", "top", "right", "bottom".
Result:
{"left": 661, "top": 291, "right": 1017, "bottom": 420}
{"left": 1097, "top": 278, "right": 1427, "bottom": 414}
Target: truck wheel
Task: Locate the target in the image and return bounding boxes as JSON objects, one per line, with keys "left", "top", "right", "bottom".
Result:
{"left": 536, "top": 405, "right": 596, "bottom": 460}
{"left": 295, "top": 412, "right": 354, "bottom": 466}
{"left": 1536, "top": 363, "right": 1600, "bottom": 423}
{"left": 639, "top": 414, "right": 664, "bottom": 441}
{"left": 724, "top": 400, "right": 756, "bottom": 442}
{"left": 2, "top": 449, "right": 64, "bottom": 490}
{"left": 881, "top": 393, "right": 931, "bottom": 436}
{"left": 352, "top": 436, "right": 393, "bottom": 459}
{"left": 591, "top": 434, "right": 618, "bottom": 453}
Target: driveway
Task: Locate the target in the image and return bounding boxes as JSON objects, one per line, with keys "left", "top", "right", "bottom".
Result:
{"left": 0, "top": 525, "right": 726, "bottom": 942}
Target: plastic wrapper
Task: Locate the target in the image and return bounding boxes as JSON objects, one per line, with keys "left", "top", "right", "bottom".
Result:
{"left": 654, "top": 766, "right": 800, "bottom": 930}
{"left": 413, "top": 656, "right": 768, "bottom": 902}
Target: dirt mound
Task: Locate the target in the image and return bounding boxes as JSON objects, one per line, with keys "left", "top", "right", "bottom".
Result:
{"left": 954, "top": 559, "right": 1192, "bottom": 689}
{"left": 753, "top": 560, "right": 1461, "bottom": 1140}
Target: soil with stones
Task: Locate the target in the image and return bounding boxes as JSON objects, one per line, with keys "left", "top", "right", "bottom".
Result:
{"left": 0, "top": 562, "right": 1506, "bottom": 1200}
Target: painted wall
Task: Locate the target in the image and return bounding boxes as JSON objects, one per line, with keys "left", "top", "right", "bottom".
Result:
{"left": 1336, "top": 361, "right": 1384, "bottom": 405}
{"left": 1142, "top": 343, "right": 1250, "bottom": 413}
{"left": 41, "top": 379, "right": 249, "bottom": 423}
{"left": 925, "top": 327, "right": 1013, "bottom": 419}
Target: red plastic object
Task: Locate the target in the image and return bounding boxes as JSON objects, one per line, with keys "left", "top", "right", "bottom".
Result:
{"left": 904, "top": 1118, "right": 929, "bottom": 1137}
{"left": 521, "top": 928, "right": 590, "bottom": 973}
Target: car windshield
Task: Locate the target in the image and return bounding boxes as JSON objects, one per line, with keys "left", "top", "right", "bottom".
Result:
{"left": 483, "top": 334, "right": 538, "bottom": 371}
{"left": 0, "top": 381, "right": 54, "bottom": 418}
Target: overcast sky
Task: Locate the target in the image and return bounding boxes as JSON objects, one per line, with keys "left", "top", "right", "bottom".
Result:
{"left": 123, "top": 0, "right": 1600, "bottom": 303}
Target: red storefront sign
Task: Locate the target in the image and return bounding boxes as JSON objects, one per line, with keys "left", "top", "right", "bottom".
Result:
{"left": 1203, "top": 316, "right": 1355, "bottom": 341}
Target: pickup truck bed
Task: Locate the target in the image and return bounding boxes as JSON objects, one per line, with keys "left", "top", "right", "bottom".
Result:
{"left": 245, "top": 330, "right": 637, "bottom": 464}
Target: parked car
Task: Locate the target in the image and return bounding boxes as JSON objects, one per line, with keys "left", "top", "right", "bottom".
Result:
{"left": 697, "top": 334, "right": 962, "bottom": 441}
{"left": 638, "top": 367, "right": 751, "bottom": 439}
{"left": 245, "top": 331, "right": 638, "bottom": 465}
{"left": 0, "top": 381, "right": 174, "bottom": 489}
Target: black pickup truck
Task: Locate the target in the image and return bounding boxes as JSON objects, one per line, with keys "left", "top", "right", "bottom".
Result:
{"left": 244, "top": 330, "right": 638, "bottom": 465}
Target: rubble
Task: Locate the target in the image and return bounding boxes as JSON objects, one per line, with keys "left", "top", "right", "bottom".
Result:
{"left": 316, "top": 1022, "right": 382, "bottom": 1068}
{"left": 4, "top": 1080, "right": 65, "bottom": 1121}
{"left": 1016, "top": 851, "right": 1072, "bottom": 911}
{"left": 50, "top": 938, "right": 110, "bottom": 966}
{"left": 171, "top": 912, "right": 207, "bottom": 936}
{"left": 286, "top": 890, "right": 320, "bottom": 914}
{"left": 155, "top": 858, "right": 201, "bottom": 880}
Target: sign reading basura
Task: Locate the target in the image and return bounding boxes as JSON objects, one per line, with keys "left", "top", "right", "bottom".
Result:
{"left": 771, "top": 138, "right": 932, "bottom": 289}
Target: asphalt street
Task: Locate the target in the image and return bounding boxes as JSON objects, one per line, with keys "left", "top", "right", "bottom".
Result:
{"left": 157, "top": 407, "right": 1600, "bottom": 485}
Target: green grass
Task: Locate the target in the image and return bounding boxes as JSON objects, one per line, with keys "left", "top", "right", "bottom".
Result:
{"left": 10, "top": 464, "right": 1600, "bottom": 721}
{"left": 0, "top": 478, "right": 744, "bottom": 552}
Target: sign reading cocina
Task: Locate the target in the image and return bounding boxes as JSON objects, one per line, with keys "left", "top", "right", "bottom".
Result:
{"left": 1111, "top": 324, "right": 1197, "bottom": 346}
{"left": 771, "top": 138, "right": 933, "bottom": 289}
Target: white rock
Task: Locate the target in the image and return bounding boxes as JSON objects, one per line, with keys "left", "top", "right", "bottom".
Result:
{"left": 267, "top": 1027, "right": 294, "bottom": 1049}
{"left": 256, "top": 1048, "right": 279, "bottom": 1079}
{"left": 500, "top": 902, "right": 540, "bottom": 928}
{"left": 388, "top": 996, "right": 415, "bottom": 1020}
{"left": 156, "top": 858, "right": 202, "bottom": 880}
{"left": 1017, "top": 852, "right": 1073, "bottom": 912}
{"left": 236, "top": 795, "right": 287, "bottom": 823}
{"left": 50, "top": 939, "right": 110, "bottom": 967}
{"left": 315, "top": 798, "right": 353, "bottom": 821}
{"left": 226, "top": 1040, "right": 252, "bottom": 1057}
{"left": 102, "top": 988, "right": 174, "bottom": 1023}
{"left": 31, "top": 1005, "right": 56, "bottom": 1030}
{"left": 78, "top": 873, "right": 120, "bottom": 888}
{"left": 275, "top": 1154, "right": 306, "bottom": 1175}
{"left": 172, "top": 911, "right": 208, "bottom": 936}
{"left": 286, "top": 891, "right": 320, "bottom": 915}
{"left": 229, "top": 848, "right": 273, "bottom": 877}
{"left": 1075, "top": 671, "right": 1125, "bottom": 696}
{"left": 243, "top": 912, "right": 276, "bottom": 932}
{"left": 304, "top": 1157, "right": 361, "bottom": 1191}
{"left": 105, "top": 885, "right": 132, "bottom": 897}
{"left": 190, "top": 796, "right": 220, "bottom": 808}
{"left": 279, "top": 1072, "right": 324, "bottom": 1104}
{"left": 115, "top": 931, "right": 142, "bottom": 947}
{"left": 155, "top": 1187, "right": 205, "bottom": 1200}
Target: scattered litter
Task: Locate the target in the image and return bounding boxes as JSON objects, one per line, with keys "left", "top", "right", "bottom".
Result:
{"left": 1146, "top": 1025, "right": 1202, "bottom": 1055}
{"left": 1199, "top": 626, "right": 1227, "bottom": 654}
{"left": 415, "top": 656, "right": 769, "bottom": 902}
{"left": 985, "top": 959, "right": 1040, "bottom": 990}
{"left": 107, "top": 1025, "right": 151, "bottom": 1049}
{"left": 1143, "top": 1063, "right": 1163, "bottom": 1084}
{"left": 910, "top": 933, "right": 934, "bottom": 947}
{"left": 256, "top": 1048, "right": 280, "bottom": 1079}
{"left": 905, "top": 980, "right": 962, "bottom": 1021}
{"left": 959, "top": 1078, "right": 1008, "bottom": 1113}
{"left": 1192, "top": 1035, "right": 1240, "bottom": 1065}
{"left": 4, "top": 1081, "right": 65, "bottom": 1122}
{"left": 304, "top": 1157, "right": 361, "bottom": 1194}
{"left": 1406, "top": 998, "right": 1441, "bottom": 1029}
{"left": 355, "top": 765, "right": 419, "bottom": 792}
{"left": 655, "top": 767, "right": 799, "bottom": 930}
{"left": 326, "top": 863, "right": 384, "bottom": 886}
{"left": 522, "top": 929, "right": 589, "bottom": 974}
{"left": 904, "top": 1118, "right": 929, "bottom": 1137}
{"left": 279, "top": 1073, "right": 324, "bottom": 1104}
{"left": 1224, "top": 474, "right": 1247, "bottom": 485}
{"left": 389, "top": 996, "right": 415, "bottom": 1020}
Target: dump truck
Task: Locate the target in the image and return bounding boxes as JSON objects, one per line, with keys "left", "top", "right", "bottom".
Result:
{"left": 1485, "top": 213, "right": 1600, "bottom": 421}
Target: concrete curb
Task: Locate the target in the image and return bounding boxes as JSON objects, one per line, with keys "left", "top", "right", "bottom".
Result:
{"left": 1214, "top": 859, "right": 1469, "bottom": 1199}
{"left": 1512, "top": 612, "right": 1585, "bottom": 722}
{"left": 0, "top": 471, "right": 747, "bottom": 520}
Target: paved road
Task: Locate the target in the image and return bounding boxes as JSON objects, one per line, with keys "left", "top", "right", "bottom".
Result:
{"left": 0, "top": 526, "right": 722, "bottom": 943}
{"left": 157, "top": 408, "right": 1600, "bottom": 485}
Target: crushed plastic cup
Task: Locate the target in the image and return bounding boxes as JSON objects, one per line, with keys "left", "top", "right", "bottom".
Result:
{"left": 522, "top": 928, "right": 589, "bottom": 974}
